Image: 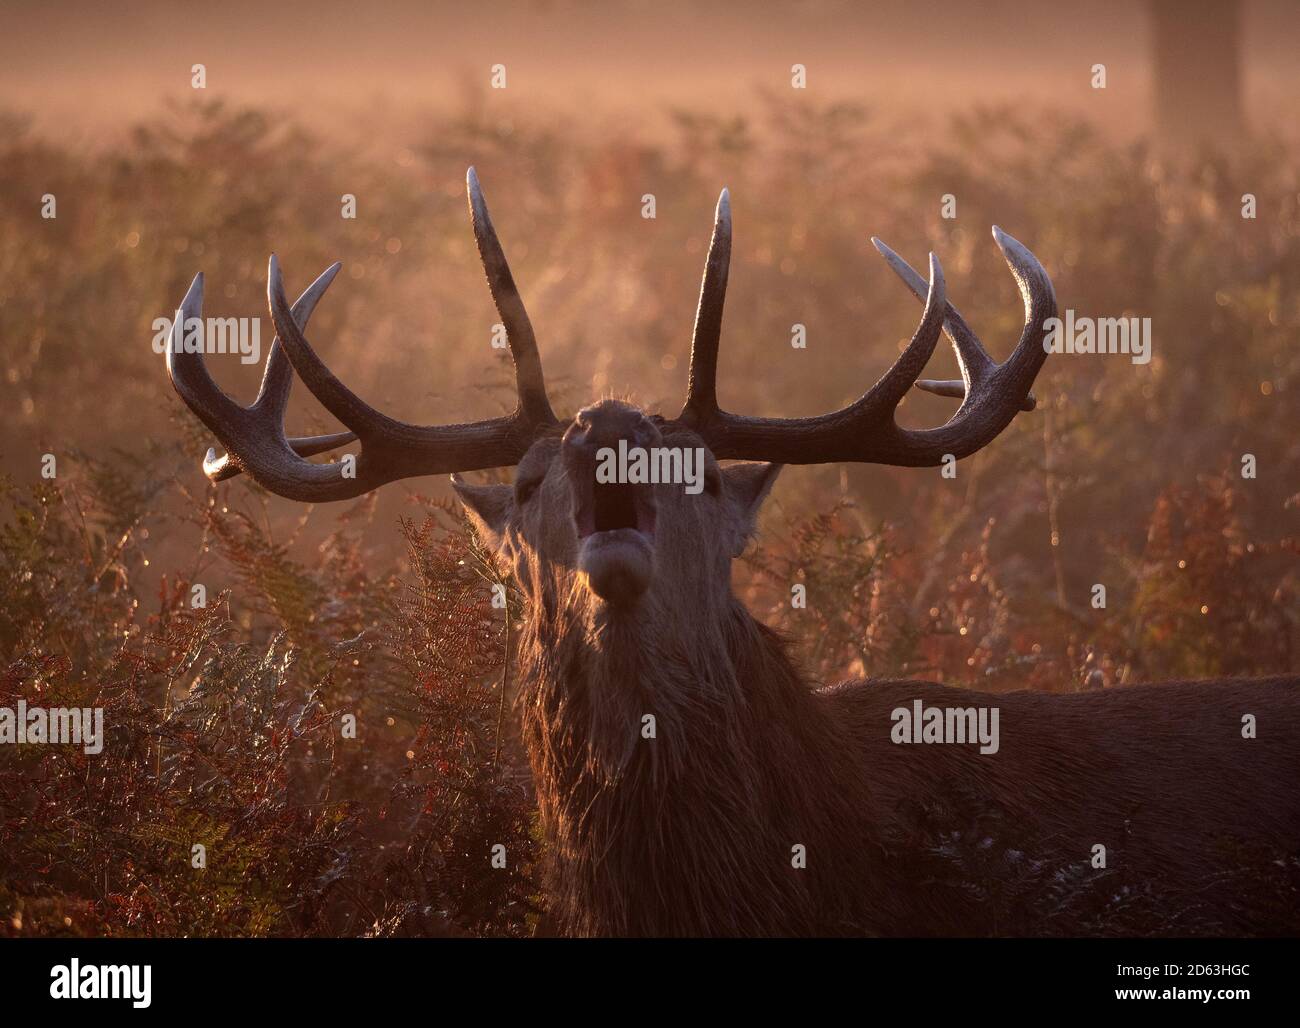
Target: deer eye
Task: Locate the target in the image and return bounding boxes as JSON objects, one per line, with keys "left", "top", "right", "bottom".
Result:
{"left": 516, "top": 476, "right": 542, "bottom": 504}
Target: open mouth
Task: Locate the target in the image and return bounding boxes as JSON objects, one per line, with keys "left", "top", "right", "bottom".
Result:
{"left": 571, "top": 471, "right": 656, "bottom": 605}
{"left": 573, "top": 478, "right": 656, "bottom": 542}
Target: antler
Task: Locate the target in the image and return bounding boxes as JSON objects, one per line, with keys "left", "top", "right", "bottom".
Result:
{"left": 166, "top": 168, "right": 558, "bottom": 501}
{"left": 674, "top": 193, "right": 1055, "bottom": 466}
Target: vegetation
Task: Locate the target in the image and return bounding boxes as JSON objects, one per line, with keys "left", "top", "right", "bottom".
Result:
{"left": 0, "top": 97, "right": 1295, "bottom": 936}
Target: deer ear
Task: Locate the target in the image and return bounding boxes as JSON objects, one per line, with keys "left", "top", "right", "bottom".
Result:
{"left": 451, "top": 476, "right": 513, "bottom": 552}
{"left": 721, "top": 462, "right": 782, "bottom": 557}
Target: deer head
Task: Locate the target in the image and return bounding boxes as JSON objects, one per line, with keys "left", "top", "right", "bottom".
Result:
{"left": 167, "top": 168, "right": 1054, "bottom": 617}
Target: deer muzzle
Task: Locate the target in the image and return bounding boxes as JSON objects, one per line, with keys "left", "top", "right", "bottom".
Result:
{"left": 563, "top": 402, "right": 660, "bottom": 606}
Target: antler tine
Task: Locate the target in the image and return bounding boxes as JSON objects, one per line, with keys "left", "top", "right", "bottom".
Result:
{"left": 166, "top": 273, "right": 242, "bottom": 434}
{"left": 203, "top": 432, "right": 357, "bottom": 482}
{"left": 871, "top": 230, "right": 1048, "bottom": 412}
{"left": 991, "top": 225, "right": 1056, "bottom": 397}
{"left": 266, "top": 254, "right": 412, "bottom": 442}
{"left": 678, "top": 188, "right": 731, "bottom": 427}
{"left": 467, "top": 167, "right": 558, "bottom": 427}
{"left": 252, "top": 261, "right": 343, "bottom": 416}
{"left": 871, "top": 236, "right": 997, "bottom": 394}
{"left": 859, "top": 252, "right": 947, "bottom": 413}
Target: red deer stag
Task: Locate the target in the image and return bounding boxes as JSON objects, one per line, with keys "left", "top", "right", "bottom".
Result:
{"left": 165, "top": 169, "right": 1300, "bottom": 937}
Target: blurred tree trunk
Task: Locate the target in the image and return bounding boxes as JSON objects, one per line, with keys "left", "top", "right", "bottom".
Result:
{"left": 1149, "top": 0, "right": 1244, "bottom": 148}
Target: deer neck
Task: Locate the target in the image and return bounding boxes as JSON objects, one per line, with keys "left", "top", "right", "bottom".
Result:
{"left": 520, "top": 581, "right": 811, "bottom": 774}
{"left": 517, "top": 583, "right": 858, "bottom": 935}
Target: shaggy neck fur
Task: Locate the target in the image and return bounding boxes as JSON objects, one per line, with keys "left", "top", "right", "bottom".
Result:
{"left": 516, "top": 567, "right": 872, "bottom": 936}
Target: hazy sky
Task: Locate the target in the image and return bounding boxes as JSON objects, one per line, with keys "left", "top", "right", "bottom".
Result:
{"left": 1, "top": 0, "right": 1296, "bottom": 145}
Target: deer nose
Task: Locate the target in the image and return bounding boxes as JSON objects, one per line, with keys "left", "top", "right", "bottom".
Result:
{"left": 563, "top": 402, "right": 660, "bottom": 459}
